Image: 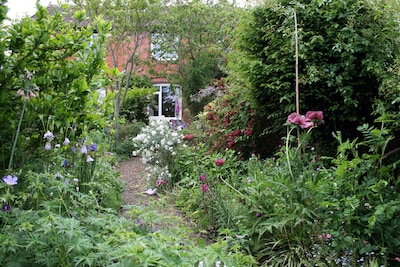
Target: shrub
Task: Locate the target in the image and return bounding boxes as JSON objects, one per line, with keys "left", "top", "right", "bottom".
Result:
{"left": 231, "top": 0, "right": 400, "bottom": 156}
{"left": 132, "top": 120, "right": 184, "bottom": 190}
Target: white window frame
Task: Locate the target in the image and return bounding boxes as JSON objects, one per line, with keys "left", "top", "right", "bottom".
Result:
{"left": 149, "top": 83, "right": 182, "bottom": 120}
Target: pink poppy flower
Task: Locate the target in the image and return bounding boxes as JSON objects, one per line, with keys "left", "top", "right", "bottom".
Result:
{"left": 298, "top": 115, "right": 314, "bottom": 129}
{"left": 287, "top": 112, "right": 301, "bottom": 124}
{"left": 306, "top": 111, "right": 324, "bottom": 125}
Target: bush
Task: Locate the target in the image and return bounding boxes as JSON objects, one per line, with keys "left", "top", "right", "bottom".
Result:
{"left": 231, "top": 0, "right": 400, "bottom": 156}
{"left": 132, "top": 120, "right": 184, "bottom": 190}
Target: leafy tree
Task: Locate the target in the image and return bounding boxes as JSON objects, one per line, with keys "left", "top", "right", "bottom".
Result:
{"left": 73, "top": 0, "right": 163, "bottom": 128}
{"left": 159, "top": 0, "right": 245, "bottom": 115}
{"left": 0, "top": 3, "right": 108, "bottom": 170}
{"left": 231, "top": 0, "right": 400, "bottom": 155}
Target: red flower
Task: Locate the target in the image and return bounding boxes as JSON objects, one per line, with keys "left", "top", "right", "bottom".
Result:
{"left": 214, "top": 158, "right": 225, "bottom": 166}
{"left": 232, "top": 129, "right": 241, "bottom": 137}
{"left": 200, "top": 174, "right": 206, "bottom": 182}
{"left": 156, "top": 179, "right": 167, "bottom": 187}
{"left": 201, "top": 183, "right": 210, "bottom": 193}
{"left": 183, "top": 134, "right": 195, "bottom": 140}
{"left": 244, "top": 127, "right": 253, "bottom": 136}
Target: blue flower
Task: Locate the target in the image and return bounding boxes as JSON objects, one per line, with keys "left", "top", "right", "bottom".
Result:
{"left": 86, "top": 155, "right": 94, "bottom": 162}
{"left": 3, "top": 175, "right": 18, "bottom": 185}
{"left": 43, "top": 130, "right": 54, "bottom": 140}
{"left": 45, "top": 142, "right": 51, "bottom": 150}
{"left": 63, "top": 138, "right": 70, "bottom": 145}
{"left": 1, "top": 203, "right": 11, "bottom": 212}
{"left": 89, "top": 142, "right": 98, "bottom": 152}
{"left": 62, "top": 159, "right": 69, "bottom": 167}
{"left": 81, "top": 145, "right": 88, "bottom": 154}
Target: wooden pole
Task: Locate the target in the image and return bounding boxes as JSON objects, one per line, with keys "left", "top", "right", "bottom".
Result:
{"left": 294, "top": 10, "right": 301, "bottom": 147}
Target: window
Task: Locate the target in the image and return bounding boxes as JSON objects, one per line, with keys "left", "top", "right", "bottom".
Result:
{"left": 149, "top": 84, "right": 182, "bottom": 120}
{"left": 150, "top": 33, "right": 178, "bottom": 61}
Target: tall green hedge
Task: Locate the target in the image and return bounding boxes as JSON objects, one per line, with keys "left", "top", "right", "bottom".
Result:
{"left": 232, "top": 0, "right": 400, "bottom": 155}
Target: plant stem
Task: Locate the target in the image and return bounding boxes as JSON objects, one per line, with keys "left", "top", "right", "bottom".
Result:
{"left": 8, "top": 101, "right": 27, "bottom": 171}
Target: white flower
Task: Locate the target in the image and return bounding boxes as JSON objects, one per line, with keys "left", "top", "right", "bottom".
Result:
{"left": 144, "top": 188, "right": 157, "bottom": 195}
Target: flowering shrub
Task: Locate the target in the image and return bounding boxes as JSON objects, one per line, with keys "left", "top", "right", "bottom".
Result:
{"left": 132, "top": 120, "right": 184, "bottom": 188}
{"left": 194, "top": 89, "right": 256, "bottom": 159}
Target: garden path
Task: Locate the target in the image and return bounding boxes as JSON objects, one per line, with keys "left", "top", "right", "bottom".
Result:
{"left": 117, "top": 156, "right": 205, "bottom": 238}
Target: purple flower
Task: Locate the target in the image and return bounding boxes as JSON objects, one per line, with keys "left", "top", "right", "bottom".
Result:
{"left": 81, "top": 145, "right": 88, "bottom": 154}
{"left": 44, "top": 142, "right": 51, "bottom": 150}
{"left": 200, "top": 174, "right": 206, "bottom": 182}
{"left": 89, "top": 143, "right": 98, "bottom": 152}
{"left": 201, "top": 184, "right": 209, "bottom": 193}
{"left": 62, "top": 159, "right": 69, "bottom": 167}
{"left": 63, "top": 138, "right": 70, "bottom": 145}
{"left": 3, "top": 175, "right": 18, "bottom": 185}
{"left": 86, "top": 155, "right": 94, "bottom": 162}
{"left": 1, "top": 203, "right": 11, "bottom": 212}
{"left": 43, "top": 130, "right": 54, "bottom": 140}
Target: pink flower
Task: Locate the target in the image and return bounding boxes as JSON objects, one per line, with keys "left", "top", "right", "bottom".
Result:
{"left": 306, "top": 111, "right": 324, "bottom": 125}
{"left": 326, "top": 233, "right": 332, "bottom": 239}
{"left": 200, "top": 174, "right": 206, "bottom": 182}
{"left": 214, "top": 158, "right": 225, "bottom": 166}
{"left": 183, "top": 134, "right": 195, "bottom": 140}
{"left": 156, "top": 179, "right": 167, "bottom": 187}
{"left": 395, "top": 257, "right": 400, "bottom": 262}
{"left": 305, "top": 111, "right": 323, "bottom": 121}
{"left": 287, "top": 111, "right": 324, "bottom": 129}
{"left": 298, "top": 115, "right": 314, "bottom": 129}
{"left": 287, "top": 112, "right": 301, "bottom": 124}
{"left": 201, "top": 184, "right": 209, "bottom": 193}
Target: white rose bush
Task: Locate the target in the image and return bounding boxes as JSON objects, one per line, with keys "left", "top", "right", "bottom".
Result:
{"left": 132, "top": 120, "right": 184, "bottom": 192}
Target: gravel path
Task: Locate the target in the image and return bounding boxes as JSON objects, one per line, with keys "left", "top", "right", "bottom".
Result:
{"left": 118, "top": 156, "right": 149, "bottom": 209}
{"left": 117, "top": 156, "right": 202, "bottom": 235}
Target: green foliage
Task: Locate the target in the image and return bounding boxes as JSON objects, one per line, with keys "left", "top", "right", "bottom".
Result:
{"left": 172, "top": 118, "right": 400, "bottom": 265}
{"left": 120, "top": 85, "right": 155, "bottom": 123}
{"left": 231, "top": 0, "right": 400, "bottom": 156}
{"left": 160, "top": 0, "right": 244, "bottom": 115}
{"left": 0, "top": 3, "right": 109, "bottom": 170}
